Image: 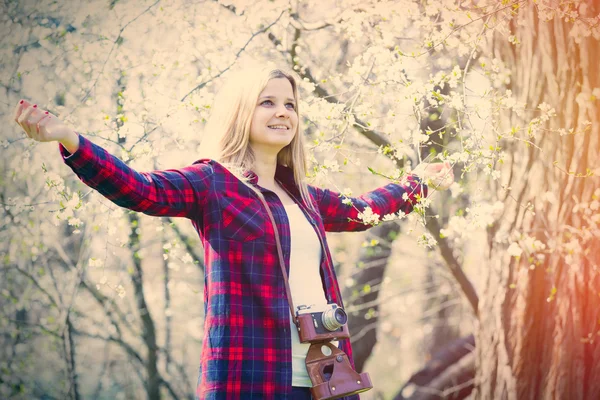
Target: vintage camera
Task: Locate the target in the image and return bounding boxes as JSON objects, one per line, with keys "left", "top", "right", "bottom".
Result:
{"left": 295, "top": 304, "right": 372, "bottom": 399}
{"left": 296, "top": 304, "right": 349, "bottom": 343}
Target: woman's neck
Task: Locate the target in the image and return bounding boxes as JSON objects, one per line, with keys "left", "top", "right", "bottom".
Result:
{"left": 251, "top": 157, "right": 278, "bottom": 190}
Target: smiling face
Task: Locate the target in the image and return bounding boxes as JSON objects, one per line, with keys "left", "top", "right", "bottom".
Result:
{"left": 249, "top": 78, "right": 298, "bottom": 157}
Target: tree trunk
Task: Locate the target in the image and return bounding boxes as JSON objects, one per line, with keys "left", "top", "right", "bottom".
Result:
{"left": 128, "top": 213, "right": 161, "bottom": 400}
{"left": 162, "top": 221, "right": 172, "bottom": 375}
{"left": 344, "top": 222, "right": 401, "bottom": 372}
{"left": 64, "top": 315, "right": 80, "bottom": 400}
{"left": 475, "top": 2, "right": 600, "bottom": 399}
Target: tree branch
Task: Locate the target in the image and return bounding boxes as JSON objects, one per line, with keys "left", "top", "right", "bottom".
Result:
{"left": 181, "top": 8, "right": 286, "bottom": 101}
{"left": 167, "top": 218, "right": 205, "bottom": 273}
{"left": 394, "top": 335, "right": 475, "bottom": 400}
{"left": 77, "top": 0, "right": 161, "bottom": 107}
{"left": 425, "top": 217, "right": 479, "bottom": 314}
{"left": 127, "top": 213, "right": 160, "bottom": 400}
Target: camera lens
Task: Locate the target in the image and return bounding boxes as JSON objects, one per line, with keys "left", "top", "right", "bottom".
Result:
{"left": 334, "top": 308, "right": 348, "bottom": 325}
{"left": 322, "top": 307, "right": 348, "bottom": 331}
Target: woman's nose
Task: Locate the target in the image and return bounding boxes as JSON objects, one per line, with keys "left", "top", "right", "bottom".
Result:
{"left": 275, "top": 105, "right": 289, "bottom": 118}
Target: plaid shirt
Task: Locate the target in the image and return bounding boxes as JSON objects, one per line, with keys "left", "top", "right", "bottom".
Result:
{"left": 60, "top": 135, "right": 426, "bottom": 399}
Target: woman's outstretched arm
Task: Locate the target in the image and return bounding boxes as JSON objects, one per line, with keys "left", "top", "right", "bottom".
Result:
{"left": 312, "top": 163, "right": 453, "bottom": 232}
{"left": 310, "top": 176, "right": 427, "bottom": 232}
{"left": 14, "top": 99, "right": 213, "bottom": 219}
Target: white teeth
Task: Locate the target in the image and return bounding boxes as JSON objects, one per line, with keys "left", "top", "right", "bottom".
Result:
{"left": 268, "top": 125, "right": 288, "bottom": 130}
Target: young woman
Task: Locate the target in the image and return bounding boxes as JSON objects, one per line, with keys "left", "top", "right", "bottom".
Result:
{"left": 14, "top": 66, "right": 453, "bottom": 400}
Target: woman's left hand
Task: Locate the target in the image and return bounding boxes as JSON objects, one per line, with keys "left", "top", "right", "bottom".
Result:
{"left": 412, "top": 161, "right": 454, "bottom": 191}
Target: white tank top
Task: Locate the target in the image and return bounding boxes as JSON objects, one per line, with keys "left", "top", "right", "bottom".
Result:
{"left": 284, "top": 203, "right": 338, "bottom": 387}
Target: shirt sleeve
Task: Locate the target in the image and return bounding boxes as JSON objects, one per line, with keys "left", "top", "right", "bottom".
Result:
{"left": 59, "top": 134, "right": 213, "bottom": 219}
{"left": 311, "top": 176, "right": 427, "bottom": 232}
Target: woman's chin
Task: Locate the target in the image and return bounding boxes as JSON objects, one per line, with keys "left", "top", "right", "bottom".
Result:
{"left": 250, "top": 139, "right": 293, "bottom": 154}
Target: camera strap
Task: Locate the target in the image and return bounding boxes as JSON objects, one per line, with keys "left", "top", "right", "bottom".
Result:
{"left": 255, "top": 190, "right": 298, "bottom": 327}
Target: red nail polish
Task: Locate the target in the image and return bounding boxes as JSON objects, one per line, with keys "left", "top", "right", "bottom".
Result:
{"left": 19, "top": 100, "right": 24, "bottom": 104}
{"left": 45, "top": 111, "right": 49, "bottom": 114}
{"left": 33, "top": 104, "right": 37, "bottom": 108}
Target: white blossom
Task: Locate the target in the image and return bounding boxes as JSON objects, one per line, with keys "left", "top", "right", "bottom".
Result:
{"left": 357, "top": 207, "right": 380, "bottom": 226}
{"left": 417, "top": 233, "right": 437, "bottom": 248}
{"left": 507, "top": 242, "right": 522, "bottom": 257}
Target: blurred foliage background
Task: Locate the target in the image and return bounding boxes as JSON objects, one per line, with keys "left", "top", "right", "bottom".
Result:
{"left": 1, "top": 0, "right": 599, "bottom": 399}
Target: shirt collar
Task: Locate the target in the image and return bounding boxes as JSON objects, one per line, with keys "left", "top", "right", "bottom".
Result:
{"left": 275, "top": 163, "right": 296, "bottom": 186}
{"left": 195, "top": 159, "right": 298, "bottom": 192}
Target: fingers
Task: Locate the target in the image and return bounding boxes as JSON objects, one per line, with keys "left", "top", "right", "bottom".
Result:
{"left": 440, "top": 163, "right": 453, "bottom": 178}
{"left": 17, "top": 103, "right": 52, "bottom": 140}
{"left": 438, "top": 167, "right": 454, "bottom": 190}
{"left": 24, "top": 105, "right": 41, "bottom": 138}
{"left": 37, "top": 112, "right": 54, "bottom": 137}
{"left": 36, "top": 112, "right": 51, "bottom": 135}
{"left": 426, "top": 162, "right": 454, "bottom": 190}
{"left": 415, "top": 163, "right": 455, "bottom": 190}
{"left": 13, "top": 99, "right": 31, "bottom": 123}
{"left": 435, "top": 162, "right": 453, "bottom": 177}
{"left": 17, "top": 103, "right": 38, "bottom": 138}
{"left": 425, "top": 163, "right": 445, "bottom": 174}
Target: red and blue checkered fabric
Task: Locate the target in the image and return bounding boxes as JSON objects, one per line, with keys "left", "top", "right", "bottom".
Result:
{"left": 60, "top": 134, "right": 427, "bottom": 399}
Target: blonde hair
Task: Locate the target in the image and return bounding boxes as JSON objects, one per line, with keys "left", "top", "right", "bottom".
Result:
{"left": 202, "top": 64, "right": 317, "bottom": 212}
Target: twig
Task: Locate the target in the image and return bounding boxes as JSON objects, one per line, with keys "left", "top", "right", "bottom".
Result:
{"left": 180, "top": 9, "right": 286, "bottom": 102}
{"left": 76, "top": 0, "right": 161, "bottom": 109}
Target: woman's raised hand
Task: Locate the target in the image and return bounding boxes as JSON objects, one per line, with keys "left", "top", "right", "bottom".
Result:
{"left": 413, "top": 161, "right": 454, "bottom": 191}
{"left": 14, "top": 99, "right": 79, "bottom": 152}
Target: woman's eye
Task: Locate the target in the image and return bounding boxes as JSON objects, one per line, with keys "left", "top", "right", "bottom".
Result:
{"left": 260, "top": 100, "right": 295, "bottom": 110}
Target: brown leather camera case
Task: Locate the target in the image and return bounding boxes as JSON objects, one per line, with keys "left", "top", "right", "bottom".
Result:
{"left": 305, "top": 342, "right": 373, "bottom": 400}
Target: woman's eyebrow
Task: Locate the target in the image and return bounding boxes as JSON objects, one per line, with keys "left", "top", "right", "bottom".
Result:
{"left": 259, "top": 95, "right": 295, "bottom": 102}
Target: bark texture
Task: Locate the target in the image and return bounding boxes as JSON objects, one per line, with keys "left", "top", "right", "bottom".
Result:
{"left": 475, "top": 2, "right": 600, "bottom": 399}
